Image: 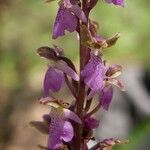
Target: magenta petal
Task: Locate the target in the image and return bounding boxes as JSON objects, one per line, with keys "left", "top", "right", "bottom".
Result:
{"left": 100, "top": 86, "right": 113, "bottom": 110}
{"left": 53, "top": 7, "right": 77, "bottom": 39}
{"left": 81, "top": 53, "right": 105, "bottom": 91}
{"left": 105, "top": 0, "right": 124, "bottom": 7}
{"left": 44, "top": 67, "right": 64, "bottom": 95}
{"left": 61, "top": 121, "right": 73, "bottom": 142}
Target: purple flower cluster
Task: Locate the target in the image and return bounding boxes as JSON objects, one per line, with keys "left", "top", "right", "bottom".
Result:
{"left": 31, "top": 0, "right": 127, "bottom": 149}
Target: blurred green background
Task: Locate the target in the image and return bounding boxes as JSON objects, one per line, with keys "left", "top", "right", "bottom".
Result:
{"left": 0, "top": 0, "right": 150, "bottom": 149}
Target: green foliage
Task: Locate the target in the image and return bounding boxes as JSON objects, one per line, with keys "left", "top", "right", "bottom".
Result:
{"left": 114, "top": 120, "right": 150, "bottom": 150}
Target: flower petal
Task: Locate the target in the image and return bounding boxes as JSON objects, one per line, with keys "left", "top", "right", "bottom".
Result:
{"left": 61, "top": 121, "right": 73, "bottom": 142}
{"left": 69, "top": 5, "right": 87, "bottom": 22}
{"left": 55, "top": 60, "right": 79, "bottom": 81}
{"left": 44, "top": 67, "right": 64, "bottom": 95}
{"left": 61, "top": 0, "right": 86, "bottom": 22}
{"left": 53, "top": 7, "right": 77, "bottom": 39}
{"left": 106, "top": 64, "right": 122, "bottom": 78}
{"left": 107, "top": 78, "right": 125, "bottom": 91}
{"left": 48, "top": 107, "right": 74, "bottom": 149}
{"left": 48, "top": 108, "right": 65, "bottom": 149}
{"left": 81, "top": 53, "right": 105, "bottom": 91}
{"left": 84, "top": 117, "right": 99, "bottom": 129}
{"left": 63, "top": 108, "right": 82, "bottom": 124}
{"left": 100, "top": 86, "right": 113, "bottom": 110}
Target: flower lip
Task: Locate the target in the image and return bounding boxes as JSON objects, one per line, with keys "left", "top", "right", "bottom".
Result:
{"left": 44, "top": 67, "right": 65, "bottom": 95}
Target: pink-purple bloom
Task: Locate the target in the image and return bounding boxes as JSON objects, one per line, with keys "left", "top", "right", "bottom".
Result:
{"left": 82, "top": 54, "right": 124, "bottom": 110}
{"left": 105, "top": 0, "right": 124, "bottom": 7}
{"left": 53, "top": 7, "right": 77, "bottom": 39}
{"left": 37, "top": 46, "right": 79, "bottom": 96}
{"left": 47, "top": 105, "right": 81, "bottom": 149}
{"left": 100, "top": 64, "right": 124, "bottom": 110}
{"left": 44, "top": 61, "right": 79, "bottom": 96}
{"left": 53, "top": 0, "right": 87, "bottom": 39}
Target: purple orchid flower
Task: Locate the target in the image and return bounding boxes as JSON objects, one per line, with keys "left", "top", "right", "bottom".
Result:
{"left": 81, "top": 53, "right": 106, "bottom": 97}
{"left": 44, "top": 60, "right": 79, "bottom": 96}
{"left": 37, "top": 98, "right": 82, "bottom": 149}
{"left": 37, "top": 46, "right": 79, "bottom": 96}
{"left": 53, "top": 7, "right": 77, "bottom": 39}
{"left": 100, "top": 64, "right": 125, "bottom": 110}
{"left": 53, "top": 0, "right": 87, "bottom": 39}
{"left": 105, "top": 0, "right": 124, "bottom": 7}
{"left": 82, "top": 54, "right": 124, "bottom": 110}
{"left": 41, "top": 100, "right": 81, "bottom": 149}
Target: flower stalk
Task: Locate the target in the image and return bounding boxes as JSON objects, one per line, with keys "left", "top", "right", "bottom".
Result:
{"left": 30, "top": 0, "right": 128, "bottom": 149}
